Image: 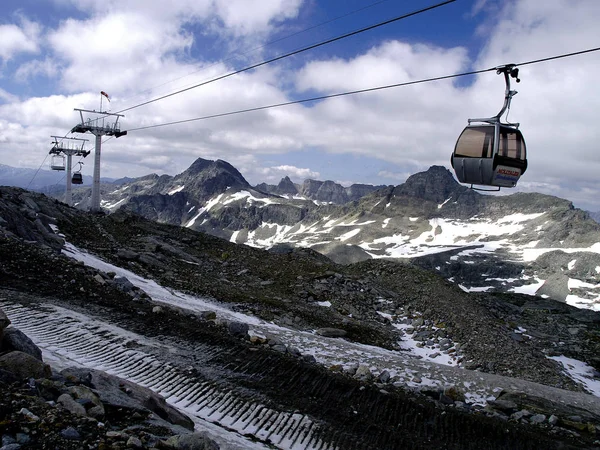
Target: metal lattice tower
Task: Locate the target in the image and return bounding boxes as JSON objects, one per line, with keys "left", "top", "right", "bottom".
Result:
{"left": 49, "top": 136, "right": 90, "bottom": 207}
{"left": 70, "top": 106, "right": 126, "bottom": 212}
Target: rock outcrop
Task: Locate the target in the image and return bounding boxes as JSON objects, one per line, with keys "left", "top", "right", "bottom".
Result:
{"left": 0, "top": 306, "right": 220, "bottom": 449}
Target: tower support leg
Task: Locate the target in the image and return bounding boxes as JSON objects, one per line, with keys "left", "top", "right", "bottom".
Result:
{"left": 66, "top": 154, "right": 73, "bottom": 207}
{"left": 91, "top": 134, "right": 102, "bottom": 212}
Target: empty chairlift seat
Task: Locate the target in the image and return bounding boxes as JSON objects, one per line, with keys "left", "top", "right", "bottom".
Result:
{"left": 50, "top": 155, "right": 66, "bottom": 171}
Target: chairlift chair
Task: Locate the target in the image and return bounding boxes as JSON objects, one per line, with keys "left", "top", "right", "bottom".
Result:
{"left": 50, "top": 154, "right": 66, "bottom": 171}
{"left": 451, "top": 64, "right": 527, "bottom": 190}
{"left": 72, "top": 162, "right": 84, "bottom": 184}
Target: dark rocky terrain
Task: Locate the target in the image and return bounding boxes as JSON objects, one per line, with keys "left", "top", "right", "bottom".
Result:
{"left": 1, "top": 186, "right": 600, "bottom": 448}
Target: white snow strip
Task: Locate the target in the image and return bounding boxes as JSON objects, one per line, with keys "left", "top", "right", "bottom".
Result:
{"left": 409, "top": 217, "right": 419, "bottom": 222}
{"left": 317, "top": 301, "right": 331, "bottom": 307}
{"left": 167, "top": 185, "right": 185, "bottom": 195}
{"left": 509, "top": 278, "right": 545, "bottom": 295}
{"left": 596, "top": 266, "right": 600, "bottom": 274}
{"left": 336, "top": 228, "right": 361, "bottom": 242}
{"left": 382, "top": 218, "right": 391, "bottom": 229}
{"left": 223, "top": 190, "right": 279, "bottom": 207}
{"left": 462, "top": 286, "right": 494, "bottom": 292}
{"left": 568, "top": 259, "right": 577, "bottom": 271}
{"left": 522, "top": 243, "right": 600, "bottom": 262}
{"left": 101, "top": 198, "right": 126, "bottom": 209}
{"left": 569, "top": 278, "right": 600, "bottom": 290}
{"left": 61, "top": 242, "right": 261, "bottom": 325}
{"left": 438, "top": 198, "right": 451, "bottom": 209}
{"left": 550, "top": 355, "right": 600, "bottom": 397}
{"left": 230, "top": 230, "right": 240, "bottom": 244}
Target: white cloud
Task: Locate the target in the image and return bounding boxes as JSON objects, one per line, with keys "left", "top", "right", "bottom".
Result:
{"left": 15, "top": 58, "right": 59, "bottom": 81}
{"left": 0, "top": 19, "right": 41, "bottom": 61}
{"left": 256, "top": 164, "right": 320, "bottom": 184}
{"left": 1, "top": 0, "right": 600, "bottom": 212}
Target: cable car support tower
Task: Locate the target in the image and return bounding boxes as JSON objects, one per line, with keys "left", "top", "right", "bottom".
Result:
{"left": 70, "top": 107, "right": 126, "bottom": 212}
{"left": 49, "top": 136, "right": 90, "bottom": 207}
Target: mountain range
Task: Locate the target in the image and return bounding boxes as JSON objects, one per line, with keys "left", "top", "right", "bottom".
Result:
{"left": 1, "top": 169, "right": 600, "bottom": 448}
{"left": 2, "top": 158, "right": 600, "bottom": 310}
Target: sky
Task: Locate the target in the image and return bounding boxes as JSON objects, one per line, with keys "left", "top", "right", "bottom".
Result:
{"left": 1, "top": 0, "right": 599, "bottom": 211}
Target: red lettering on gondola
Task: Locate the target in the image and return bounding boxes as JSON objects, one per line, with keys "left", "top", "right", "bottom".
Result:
{"left": 498, "top": 168, "right": 520, "bottom": 177}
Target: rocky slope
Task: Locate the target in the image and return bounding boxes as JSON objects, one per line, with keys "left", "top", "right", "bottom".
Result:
{"left": 1, "top": 186, "right": 600, "bottom": 448}
{"left": 0, "top": 303, "right": 219, "bottom": 449}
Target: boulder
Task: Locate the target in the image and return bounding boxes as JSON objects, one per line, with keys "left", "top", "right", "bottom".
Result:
{"left": 57, "top": 393, "right": 87, "bottom": 416}
{"left": 316, "top": 328, "right": 347, "bottom": 338}
{"left": 1, "top": 327, "right": 43, "bottom": 361}
{"left": 0, "top": 307, "right": 10, "bottom": 341}
{"left": 61, "top": 368, "right": 194, "bottom": 430}
{"left": 163, "top": 432, "right": 220, "bottom": 450}
{"left": 0, "top": 351, "right": 51, "bottom": 379}
{"left": 227, "top": 321, "right": 249, "bottom": 338}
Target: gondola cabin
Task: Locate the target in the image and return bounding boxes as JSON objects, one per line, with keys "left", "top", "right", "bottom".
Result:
{"left": 50, "top": 155, "right": 66, "bottom": 171}
{"left": 72, "top": 173, "right": 83, "bottom": 184}
{"left": 451, "top": 123, "right": 527, "bottom": 188}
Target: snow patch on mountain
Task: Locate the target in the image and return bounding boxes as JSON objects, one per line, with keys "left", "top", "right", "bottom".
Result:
{"left": 167, "top": 185, "right": 184, "bottom": 195}
{"left": 522, "top": 243, "right": 600, "bottom": 262}
{"left": 550, "top": 355, "right": 600, "bottom": 397}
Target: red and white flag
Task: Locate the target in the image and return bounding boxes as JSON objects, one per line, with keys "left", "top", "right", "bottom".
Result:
{"left": 100, "top": 91, "right": 110, "bottom": 102}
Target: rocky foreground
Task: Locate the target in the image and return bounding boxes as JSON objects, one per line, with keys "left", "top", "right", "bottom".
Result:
{"left": 1, "top": 186, "right": 600, "bottom": 449}
{"left": 0, "top": 306, "right": 219, "bottom": 449}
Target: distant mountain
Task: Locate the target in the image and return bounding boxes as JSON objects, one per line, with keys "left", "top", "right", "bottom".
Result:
{"left": 38, "top": 157, "right": 600, "bottom": 310}
{"left": 0, "top": 163, "right": 117, "bottom": 193}
{"left": 589, "top": 211, "right": 600, "bottom": 224}
{"left": 256, "top": 176, "right": 387, "bottom": 204}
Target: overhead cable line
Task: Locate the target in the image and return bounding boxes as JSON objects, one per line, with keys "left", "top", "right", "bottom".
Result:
{"left": 116, "top": 0, "right": 456, "bottom": 114}
{"left": 125, "top": 45, "right": 600, "bottom": 133}
{"left": 26, "top": 154, "right": 50, "bottom": 190}
{"left": 119, "top": 0, "right": 394, "bottom": 106}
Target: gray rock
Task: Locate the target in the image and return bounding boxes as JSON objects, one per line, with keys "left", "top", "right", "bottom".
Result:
{"left": 112, "top": 276, "right": 136, "bottom": 293}
{"left": 549, "top": 414, "right": 559, "bottom": 425}
{"left": 378, "top": 370, "right": 391, "bottom": 384}
{"left": 1, "top": 444, "right": 21, "bottom": 450}
{"left": 126, "top": 436, "right": 143, "bottom": 449}
{"left": 272, "top": 344, "right": 287, "bottom": 353}
{"left": 62, "top": 368, "right": 194, "bottom": 430}
{"left": 354, "top": 365, "right": 373, "bottom": 381}
{"left": 228, "top": 321, "right": 249, "bottom": 338}
{"left": 58, "top": 394, "right": 87, "bottom": 416}
{"left": 60, "top": 427, "right": 81, "bottom": 440}
{"left": 316, "top": 328, "right": 347, "bottom": 338}
{"left": 0, "top": 307, "right": 10, "bottom": 335}
{"left": 117, "top": 249, "right": 139, "bottom": 261}
{"left": 1, "top": 327, "right": 43, "bottom": 361}
{"left": 530, "top": 414, "right": 546, "bottom": 424}
{"left": 0, "top": 351, "right": 51, "bottom": 379}
{"left": 488, "top": 399, "right": 518, "bottom": 413}
{"left": 163, "top": 432, "right": 220, "bottom": 450}
{"left": 344, "top": 362, "right": 359, "bottom": 376}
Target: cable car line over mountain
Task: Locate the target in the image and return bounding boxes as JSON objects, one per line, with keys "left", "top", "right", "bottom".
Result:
{"left": 124, "top": 46, "right": 600, "bottom": 134}
{"left": 115, "top": 0, "right": 456, "bottom": 115}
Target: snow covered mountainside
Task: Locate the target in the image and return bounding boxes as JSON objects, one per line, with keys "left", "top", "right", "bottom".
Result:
{"left": 61, "top": 159, "right": 600, "bottom": 312}
{"left": 2, "top": 186, "right": 600, "bottom": 449}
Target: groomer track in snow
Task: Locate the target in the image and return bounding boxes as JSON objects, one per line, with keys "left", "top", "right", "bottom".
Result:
{"left": 0, "top": 293, "right": 586, "bottom": 450}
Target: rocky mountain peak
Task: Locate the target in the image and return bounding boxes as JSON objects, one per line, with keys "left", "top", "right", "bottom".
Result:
{"left": 393, "top": 165, "right": 467, "bottom": 204}
{"left": 175, "top": 157, "right": 250, "bottom": 195}
{"left": 276, "top": 176, "right": 298, "bottom": 195}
